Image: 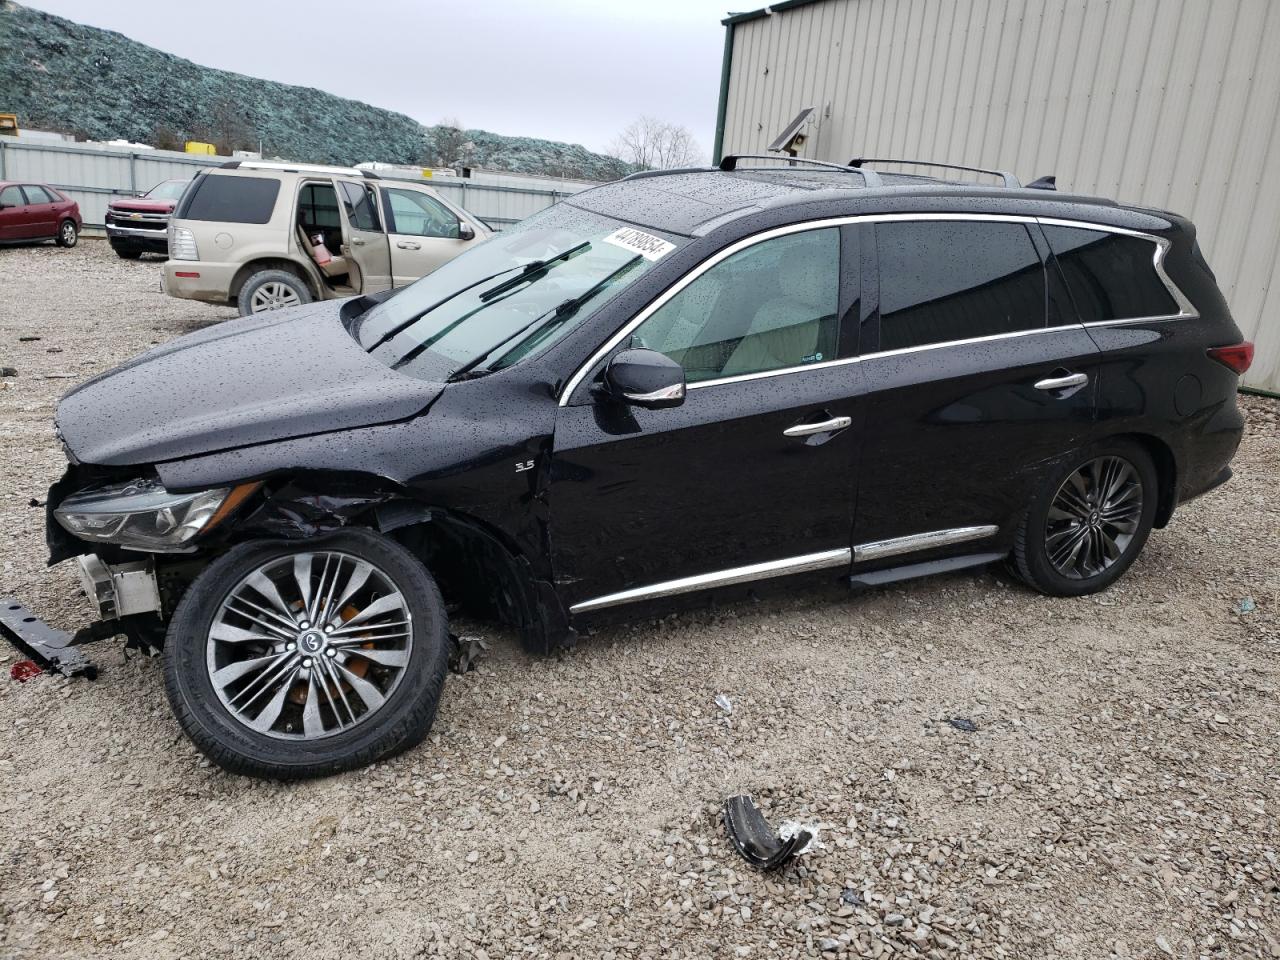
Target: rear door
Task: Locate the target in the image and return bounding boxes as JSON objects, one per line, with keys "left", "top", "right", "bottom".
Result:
{"left": 380, "top": 185, "right": 475, "bottom": 284}
{"left": 850, "top": 215, "right": 1101, "bottom": 563}
{"left": 337, "top": 179, "right": 392, "bottom": 293}
{"left": 22, "top": 185, "right": 57, "bottom": 236}
{"left": 550, "top": 224, "right": 864, "bottom": 613}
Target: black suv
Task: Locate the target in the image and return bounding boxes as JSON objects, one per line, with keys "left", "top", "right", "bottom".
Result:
{"left": 22, "top": 157, "right": 1254, "bottom": 778}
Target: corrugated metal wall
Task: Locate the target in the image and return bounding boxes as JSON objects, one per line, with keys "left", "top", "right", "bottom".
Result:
{"left": 0, "top": 140, "right": 594, "bottom": 233}
{"left": 719, "top": 0, "right": 1280, "bottom": 394}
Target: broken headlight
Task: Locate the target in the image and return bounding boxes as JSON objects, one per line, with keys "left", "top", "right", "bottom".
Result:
{"left": 54, "top": 478, "right": 231, "bottom": 553}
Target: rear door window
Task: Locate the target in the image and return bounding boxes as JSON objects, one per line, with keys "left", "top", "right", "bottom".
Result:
{"left": 875, "top": 220, "right": 1047, "bottom": 351}
{"left": 179, "top": 175, "right": 280, "bottom": 224}
{"left": 1041, "top": 226, "right": 1178, "bottom": 322}
{"left": 25, "top": 185, "right": 56, "bottom": 203}
{"left": 339, "top": 181, "right": 383, "bottom": 232}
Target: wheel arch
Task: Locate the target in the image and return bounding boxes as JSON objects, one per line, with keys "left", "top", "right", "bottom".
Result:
{"left": 229, "top": 257, "right": 322, "bottom": 301}
{"left": 1106, "top": 432, "right": 1178, "bottom": 528}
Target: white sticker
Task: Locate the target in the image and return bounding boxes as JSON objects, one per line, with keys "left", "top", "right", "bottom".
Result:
{"left": 602, "top": 226, "right": 676, "bottom": 261}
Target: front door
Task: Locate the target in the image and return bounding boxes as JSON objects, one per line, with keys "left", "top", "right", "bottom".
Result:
{"left": 0, "top": 184, "right": 36, "bottom": 240}
{"left": 550, "top": 224, "right": 863, "bottom": 613}
{"left": 851, "top": 216, "right": 1100, "bottom": 561}
{"left": 337, "top": 179, "right": 392, "bottom": 293}
{"left": 380, "top": 186, "right": 474, "bottom": 285}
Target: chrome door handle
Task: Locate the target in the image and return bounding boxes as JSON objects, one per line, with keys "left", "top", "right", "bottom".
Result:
{"left": 396, "top": 240, "right": 421, "bottom": 250}
{"left": 351, "top": 237, "right": 366, "bottom": 246}
{"left": 783, "top": 416, "right": 851, "bottom": 437}
{"left": 1034, "top": 372, "right": 1088, "bottom": 391}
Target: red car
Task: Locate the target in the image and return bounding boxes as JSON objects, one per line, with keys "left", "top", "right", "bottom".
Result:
{"left": 105, "top": 178, "right": 190, "bottom": 259}
{"left": 0, "top": 181, "right": 81, "bottom": 247}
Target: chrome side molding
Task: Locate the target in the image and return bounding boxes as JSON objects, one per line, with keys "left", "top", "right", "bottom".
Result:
{"left": 569, "top": 547, "right": 851, "bottom": 614}
{"left": 570, "top": 525, "right": 1001, "bottom": 615}
{"left": 853, "top": 525, "right": 999, "bottom": 563}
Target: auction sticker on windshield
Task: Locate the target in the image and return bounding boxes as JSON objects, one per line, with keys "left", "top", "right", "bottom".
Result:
{"left": 602, "top": 227, "right": 675, "bottom": 261}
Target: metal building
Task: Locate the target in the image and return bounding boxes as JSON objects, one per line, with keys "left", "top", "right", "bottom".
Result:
{"left": 713, "top": 0, "right": 1280, "bottom": 394}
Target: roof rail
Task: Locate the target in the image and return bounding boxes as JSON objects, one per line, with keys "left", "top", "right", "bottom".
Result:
{"left": 216, "top": 159, "right": 381, "bottom": 180}
{"left": 718, "top": 154, "right": 883, "bottom": 187}
{"left": 848, "top": 157, "right": 1021, "bottom": 188}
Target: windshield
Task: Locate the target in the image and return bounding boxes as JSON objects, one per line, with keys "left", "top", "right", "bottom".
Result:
{"left": 146, "top": 180, "right": 190, "bottom": 201}
{"left": 353, "top": 205, "right": 683, "bottom": 381}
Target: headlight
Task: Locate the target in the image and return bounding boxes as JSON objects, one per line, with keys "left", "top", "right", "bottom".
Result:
{"left": 169, "top": 225, "right": 199, "bottom": 260}
{"left": 54, "top": 478, "right": 231, "bottom": 552}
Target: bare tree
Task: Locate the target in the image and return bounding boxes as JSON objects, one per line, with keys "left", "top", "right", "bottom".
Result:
{"left": 431, "top": 117, "right": 474, "bottom": 168}
{"left": 609, "top": 116, "right": 703, "bottom": 170}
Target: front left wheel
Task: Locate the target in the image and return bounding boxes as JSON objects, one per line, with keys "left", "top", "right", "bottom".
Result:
{"left": 163, "top": 528, "right": 450, "bottom": 779}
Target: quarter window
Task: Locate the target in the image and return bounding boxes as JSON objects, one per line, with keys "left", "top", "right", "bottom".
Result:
{"left": 631, "top": 227, "right": 840, "bottom": 383}
{"left": 384, "top": 188, "right": 461, "bottom": 239}
{"left": 876, "top": 221, "right": 1046, "bottom": 351}
{"left": 1041, "top": 226, "right": 1178, "bottom": 322}
{"left": 180, "top": 175, "right": 280, "bottom": 224}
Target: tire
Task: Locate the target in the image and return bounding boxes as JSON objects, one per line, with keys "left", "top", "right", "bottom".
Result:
{"left": 112, "top": 245, "right": 143, "bottom": 260}
{"left": 162, "top": 527, "right": 450, "bottom": 779}
{"left": 236, "top": 268, "right": 312, "bottom": 316}
{"left": 55, "top": 219, "right": 78, "bottom": 248}
{"left": 1010, "top": 439, "right": 1158, "bottom": 597}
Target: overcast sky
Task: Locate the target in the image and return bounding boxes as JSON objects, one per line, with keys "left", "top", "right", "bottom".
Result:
{"left": 21, "top": 0, "right": 738, "bottom": 157}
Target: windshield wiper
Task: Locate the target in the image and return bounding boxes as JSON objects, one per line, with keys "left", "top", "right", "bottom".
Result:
{"left": 449, "top": 255, "right": 643, "bottom": 382}
{"left": 477, "top": 241, "right": 591, "bottom": 302}
{"left": 361, "top": 262, "right": 526, "bottom": 352}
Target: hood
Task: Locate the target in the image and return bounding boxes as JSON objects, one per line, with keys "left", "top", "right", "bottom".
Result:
{"left": 108, "top": 198, "right": 174, "bottom": 213}
{"left": 57, "top": 300, "right": 444, "bottom": 466}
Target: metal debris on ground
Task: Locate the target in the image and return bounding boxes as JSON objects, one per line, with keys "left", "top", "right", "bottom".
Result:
{"left": 723, "top": 795, "right": 814, "bottom": 870}
{"left": 449, "top": 633, "right": 488, "bottom": 674}
{"left": 948, "top": 716, "right": 978, "bottom": 733}
{"left": 714, "top": 693, "right": 733, "bottom": 714}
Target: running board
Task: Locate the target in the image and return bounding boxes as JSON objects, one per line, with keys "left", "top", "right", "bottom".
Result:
{"left": 847, "top": 552, "right": 1006, "bottom": 590}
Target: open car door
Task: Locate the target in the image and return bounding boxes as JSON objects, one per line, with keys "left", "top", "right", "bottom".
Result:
{"left": 337, "top": 179, "right": 392, "bottom": 293}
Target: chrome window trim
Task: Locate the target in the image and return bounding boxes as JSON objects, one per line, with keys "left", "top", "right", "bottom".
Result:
{"left": 558, "top": 212, "right": 1195, "bottom": 406}
{"left": 568, "top": 547, "right": 851, "bottom": 614}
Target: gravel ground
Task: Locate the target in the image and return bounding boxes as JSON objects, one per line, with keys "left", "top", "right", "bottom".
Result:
{"left": 0, "top": 240, "right": 1277, "bottom": 960}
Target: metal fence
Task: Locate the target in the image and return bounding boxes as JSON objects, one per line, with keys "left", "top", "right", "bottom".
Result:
{"left": 0, "top": 138, "right": 596, "bottom": 232}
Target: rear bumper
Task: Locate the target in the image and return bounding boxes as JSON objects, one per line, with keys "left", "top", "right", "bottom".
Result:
{"left": 162, "top": 259, "right": 237, "bottom": 303}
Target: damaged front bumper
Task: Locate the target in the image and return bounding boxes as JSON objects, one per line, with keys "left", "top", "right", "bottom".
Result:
{"left": 0, "top": 554, "right": 165, "bottom": 679}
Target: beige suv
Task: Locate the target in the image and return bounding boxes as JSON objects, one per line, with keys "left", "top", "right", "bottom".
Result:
{"left": 163, "top": 161, "right": 491, "bottom": 315}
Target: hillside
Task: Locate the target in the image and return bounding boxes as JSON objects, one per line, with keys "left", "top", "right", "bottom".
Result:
{"left": 0, "top": 2, "right": 628, "bottom": 181}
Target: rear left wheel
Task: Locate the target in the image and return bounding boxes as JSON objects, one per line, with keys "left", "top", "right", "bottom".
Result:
{"left": 55, "top": 219, "right": 78, "bottom": 247}
{"left": 163, "top": 528, "right": 449, "bottom": 779}
{"left": 1011, "top": 439, "right": 1158, "bottom": 596}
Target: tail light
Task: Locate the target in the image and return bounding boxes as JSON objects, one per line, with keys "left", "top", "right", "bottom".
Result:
{"left": 1207, "top": 342, "right": 1254, "bottom": 375}
{"left": 169, "top": 225, "right": 199, "bottom": 261}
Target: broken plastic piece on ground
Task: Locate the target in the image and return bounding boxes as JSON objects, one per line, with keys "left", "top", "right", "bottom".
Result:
{"left": 449, "top": 633, "right": 488, "bottom": 674}
{"left": 948, "top": 716, "right": 978, "bottom": 733}
{"left": 714, "top": 693, "right": 732, "bottom": 714}
{"left": 1236, "top": 597, "right": 1256, "bottom": 615}
{"left": 0, "top": 597, "right": 97, "bottom": 679}
{"left": 10, "top": 660, "right": 42, "bottom": 682}
{"left": 723, "top": 795, "right": 814, "bottom": 870}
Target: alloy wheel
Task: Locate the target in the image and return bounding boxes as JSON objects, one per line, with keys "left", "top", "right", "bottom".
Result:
{"left": 60, "top": 221, "right": 76, "bottom": 245}
{"left": 249, "top": 281, "right": 302, "bottom": 312}
{"left": 206, "top": 551, "right": 414, "bottom": 739}
{"left": 1044, "top": 455, "right": 1144, "bottom": 580}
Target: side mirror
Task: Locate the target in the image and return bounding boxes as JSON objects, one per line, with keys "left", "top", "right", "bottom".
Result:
{"left": 458, "top": 222, "right": 476, "bottom": 241}
{"left": 599, "top": 348, "right": 686, "bottom": 409}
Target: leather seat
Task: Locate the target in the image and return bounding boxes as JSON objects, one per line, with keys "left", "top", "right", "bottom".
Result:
{"left": 722, "top": 248, "right": 836, "bottom": 375}
{"left": 297, "top": 224, "right": 349, "bottom": 280}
